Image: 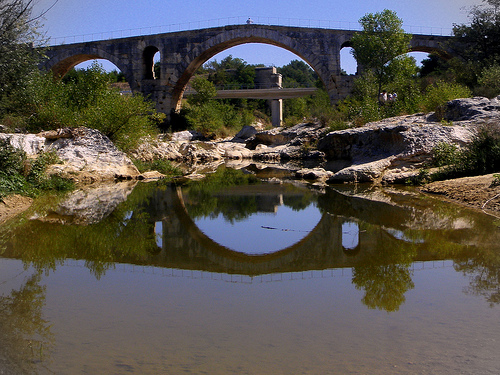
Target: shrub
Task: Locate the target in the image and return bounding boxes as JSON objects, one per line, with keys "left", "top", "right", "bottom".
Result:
{"left": 432, "top": 142, "right": 459, "bottom": 167}
{"left": 0, "top": 142, "right": 73, "bottom": 199}
{"left": 132, "top": 158, "right": 181, "bottom": 176}
{"left": 476, "top": 65, "right": 500, "bottom": 98}
{"left": 0, "top": 139, "right": 26, "bottom": 175}
{"left": 21, "top": 63, "right": 161, "bottom": 152}
{"left": 421, "top": 81, "right": 472, "bottom": 119}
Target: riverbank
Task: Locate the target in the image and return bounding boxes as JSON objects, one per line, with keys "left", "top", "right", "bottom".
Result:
{"left": 0, "top": 195, "right": 33, "bottom": 224}
{"left": 422, "top": 174, "right": 500, "bottom": 216}
{"left": 1, "top": 96, "right": 500, "bottom": 222}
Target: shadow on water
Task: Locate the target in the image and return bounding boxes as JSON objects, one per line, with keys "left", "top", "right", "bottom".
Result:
{"left": 1, "top": 166, "right": 500, "bottom": 317}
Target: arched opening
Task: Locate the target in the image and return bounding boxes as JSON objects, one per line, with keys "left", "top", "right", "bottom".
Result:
{"left": 340, "top": 43, "right": 357, "bottom": 75}
{"left": 179, "top": 42, "right": 323, "bottom": 128}
{"left": 171, "top": 37, "right": 331, "bottom": 113}
{"left": 408, "top": 51, "right": 432, "bottom": 68}
{"left": 71, "top": 59, "right": 130, "bottom": 94}
{"left": 143, "top": 46, "right": 160, "bottom": 80}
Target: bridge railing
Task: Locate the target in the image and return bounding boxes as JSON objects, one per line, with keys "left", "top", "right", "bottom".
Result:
{"left": 48, "top": 16, "right": 454, "bottom": 45}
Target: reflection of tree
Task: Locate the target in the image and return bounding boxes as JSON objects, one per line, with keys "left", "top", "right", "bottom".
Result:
{"left": 183, "top": 167, "right": 261, "bottom": 222}
{"left": 283, "top": 193, "right": 314, "bottom": 211}
{"left": 454, "top": 250, "right": 500, "bottom": 307}
{"left": 184, "top": 167, "right": 317, "bottom": 222}
{"left": 352, "top": 230, "right": 416, "bottom": 312}
{"left": 0, "top": 272, "right": 53, "bottom": 373}
{"left": 0, "top": 183, "right": 160, "bottom": 279}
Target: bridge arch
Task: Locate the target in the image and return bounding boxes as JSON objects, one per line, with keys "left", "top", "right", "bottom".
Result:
{"left": 169, "top": 27, "right": 336, "bottom": 110}
{"left": 43, "top": 46, "right": 134, "bottom": 88}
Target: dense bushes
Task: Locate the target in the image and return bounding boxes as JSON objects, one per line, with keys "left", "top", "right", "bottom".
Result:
{"left": 0, "top": 139, "right": 73, "bottom": 199}
{"left": 13, "top": 62, "right": 162, "bottom": 152}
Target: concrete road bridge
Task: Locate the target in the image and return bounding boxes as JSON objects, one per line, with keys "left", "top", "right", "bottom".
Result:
{"left": 42, "top": 24, "right": 454, "bottom": 119}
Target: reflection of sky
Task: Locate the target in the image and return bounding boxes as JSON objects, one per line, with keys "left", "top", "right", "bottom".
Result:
{"left": 342, "top": 222, "right": 359, "bottom": 249}
{"left": 194, "top": 203, "right": 322, "bottom": 255}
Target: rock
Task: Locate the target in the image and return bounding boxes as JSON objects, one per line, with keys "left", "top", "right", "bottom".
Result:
{"left": 170, "top": 130, "right": 204, "bottom": 142}
{"left": 37, "top": 127, "right": 77, "bottom": 140}
{"left": 45, "top": 127, "right": 140, "bottom": 182}
{"left": 130, "top": 137, "right": 182, "bottom": 161}
{"left": 317, "top": 115, "right": 475, "bottom": 183}
{"left": 443, "top": 96, "right": 500, "bottom": 122}
{"left": 233, "top": 125, "right": 258, "bottom": 140}
{"left": 34, "top": 181, "right": 137, "bottom": 225}
{"left": 0, "top": 133, "right": 46, "bottom": 155}
{"left": 139, "top": 171, "right": 166, "bottom": 180}
{"left": 328, "top": 158, "right": 395, "bottom": 183}
{"left": 296, "top": 168, "right": 334, "bottom": 181}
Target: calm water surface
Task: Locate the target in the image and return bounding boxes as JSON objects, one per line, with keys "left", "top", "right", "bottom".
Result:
{"left": 0, "top": 166, "right": 499, "bottom": 374}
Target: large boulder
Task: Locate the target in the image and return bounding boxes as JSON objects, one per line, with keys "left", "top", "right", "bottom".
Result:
{"left": 43, "top": 127, "right": 140, "bottom": 182}
{"left": 443, "top": 96, "right": 500, "bottom": 122}
{"left": 1, "top": 127, "right": 140, "bottom": 182}
{"left": 318, "top": 114, "right": 475, "bottom": 183}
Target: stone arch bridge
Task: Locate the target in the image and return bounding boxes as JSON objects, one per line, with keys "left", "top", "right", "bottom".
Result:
{"left": 42, "top": 24, "right": 453, "bottom": 115}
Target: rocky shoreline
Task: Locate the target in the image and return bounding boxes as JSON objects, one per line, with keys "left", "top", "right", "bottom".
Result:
{"left": 1, "top": 96, "right": 500, "bottom": 222}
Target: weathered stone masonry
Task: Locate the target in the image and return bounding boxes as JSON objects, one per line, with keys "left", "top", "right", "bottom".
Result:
{"left": 42, "top": 24, "right": 453, "bottom": 115}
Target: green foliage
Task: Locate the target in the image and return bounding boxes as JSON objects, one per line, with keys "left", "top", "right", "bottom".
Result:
{"left": 19, "top": 62, "right": 161, "bottom": 152}
{"left": 278, "top": 60, "right": 318, "bottom": 87}
{"left": 492, "top": 174, "right": 500, "bottom": 186}
{"left": 432, "top": 142, "right": 459, "bottom": 167}
{"left": 420, "top": 81, "right": 472, "bottom": 119}
{"left": 0, "top": 0, "right": 45, "bottom": 116}
{"left": 132, "top": 158, "right": 182, "bottom": 176}
{"left": 0, "top": 138, "right": 27, "bottom": 175}
{"left": 476, "top": 64, "right": 500, "bottom": 98}
{"left": 201, "top": 55, "right": 256, "bottom": 88}
{"left": 0, "top": 139, "right": 73, "bottom": 199}
{"left": 187, "top": 76, "right": 217, "bottom": 106}
{"left": 351, "top": 9, "right": 412, "bottom": 96}
{"left": 461, "top": 123, "right": 500, "bottom": 175}
{"left": 186, "top": 100, "right": 255, "bottom": 138}
{"left": 426, "top": 123, "right": 500, "bottom": 182}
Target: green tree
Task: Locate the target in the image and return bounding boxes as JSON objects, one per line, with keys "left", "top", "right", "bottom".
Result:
{"left": 188, "top": 76, "right": 217, "bottom": 106}
{"left": 350, "top": 9, "right": 413, "bottom": 98}
{"left": 0, "top": 0, "right": 46, "bottom": 115}
{"left": 451, "top": 0, "right": 500, "bottom": 87}
{"left": 278, "top": 60, "right": 318, "bottom": 88}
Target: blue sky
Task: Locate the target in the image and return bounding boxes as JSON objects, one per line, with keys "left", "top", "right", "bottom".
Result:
{"left": 33, "top": 0, "right": 481, "bottom": 72}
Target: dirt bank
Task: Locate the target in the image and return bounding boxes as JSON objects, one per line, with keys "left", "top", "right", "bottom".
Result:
{"left": 422, "top": 174, "right": 500, "bottom": 216}
{"left": 0, "top": 195, "right": 33, "bottom": 224}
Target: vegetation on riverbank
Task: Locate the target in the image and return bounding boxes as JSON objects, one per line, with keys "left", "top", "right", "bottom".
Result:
{"left": 0, "top": 139, "right": 74, "bottom": 200}
{"left": 1, "top": 0, "right": 500, "bottom": 202}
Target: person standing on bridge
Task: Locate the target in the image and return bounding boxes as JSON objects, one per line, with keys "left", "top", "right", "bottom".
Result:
{"left": 246, "top": 17, "right": 254, "bottom": 24}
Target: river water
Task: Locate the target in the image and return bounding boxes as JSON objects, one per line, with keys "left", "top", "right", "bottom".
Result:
{"left": 0, "top": 166, "right": 499, "bottom": 374}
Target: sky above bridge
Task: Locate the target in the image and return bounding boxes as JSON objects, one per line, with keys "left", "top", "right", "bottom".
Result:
{"left": 33, "top": 0, "right": 481, "bottom": 73}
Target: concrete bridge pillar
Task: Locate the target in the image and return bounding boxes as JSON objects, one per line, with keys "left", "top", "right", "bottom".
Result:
{"left": 271, "top": 99, "right": 283, "bottom": 127}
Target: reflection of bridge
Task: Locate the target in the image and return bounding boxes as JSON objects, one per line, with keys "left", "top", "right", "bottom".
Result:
{"left": 42, "top": 24, "right": 454, "bottom": 118}
{"left": 132, "top": 184, "right": 466, "bottom": 276}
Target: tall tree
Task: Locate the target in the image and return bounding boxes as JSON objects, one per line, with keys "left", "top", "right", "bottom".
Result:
{"left": 0, "top": 0, "right": 48, "bottom": 114}
{"left": 452, "top": 0, "right": 500, "bottom": 68}
{"left": 350, "top": 9, "right": 412, "bottom": 97}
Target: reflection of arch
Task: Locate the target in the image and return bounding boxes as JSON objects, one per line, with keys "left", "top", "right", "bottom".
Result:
{"left": 172, "top": 187, "right": 325, "bottom": 264}
{"left": 341, "top": 221, "right": 361, "bottom": 256}
{"left": 170, "top": 30, "right": 335, "bottom": 110}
